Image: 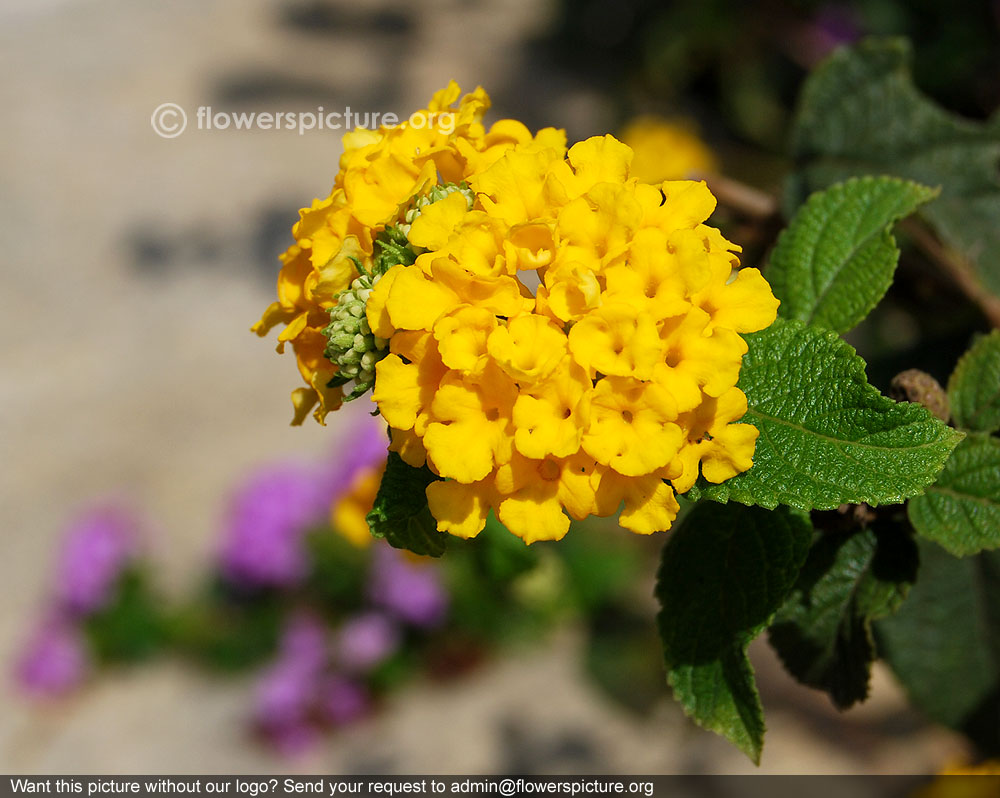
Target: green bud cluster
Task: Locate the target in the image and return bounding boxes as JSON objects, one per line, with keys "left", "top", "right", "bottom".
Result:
{"left": 323, "top": 183, "right": 474, "bottom": 401}
{"left": 323, "top": 272, "right": 388, "bottom": 400}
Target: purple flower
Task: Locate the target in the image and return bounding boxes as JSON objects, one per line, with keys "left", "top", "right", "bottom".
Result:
{"left": 55, "top": 506, "right": 138, "bottom": 615}
{"left": 320, "top": 675, "right": 370, "bottom": 726}
{"left": 219, "top": 463, "right": 329, "bottom": 589}
{"left": 335, "top": 612, "right": 400, "bottom": 672}
{"left": 369, "top": 546, "right": 449, "bottom": 628}
{"left": 252, "top": 613, "right": 328, "bottom": 754}
{"left": 254, "top": 659, "right": 320, "bottom": 756}
{"left": 14, "top": 615, "right": 89, "bottom": 697}
{"left": 277, "top": 612, "right": 329, "bottom": 671}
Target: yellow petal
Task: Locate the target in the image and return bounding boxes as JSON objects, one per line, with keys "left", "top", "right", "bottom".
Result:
{"left": 433, "top": 304, "right": 497, "bottom": 373}
{"left": 424, "top": 368, "right": 517, "bottom": 482}
{"left": 619, "top": 476, "right": 680, "bottom": 534}
{"left": 568, "top": 303, "right": 664, "bottom": 380}
{"left": 426, "top": 479, "right": 492, "bottom": 539}
{"left": 693, "top": 266, "right": 780, "bottom": 334}
{"left": 388, "top": 427, "right": 427, "bottom": 468}
{"left": 700, "top": 423, "right": 759, "bottom": 484}
{"left": 487, "top": 314, "right": 567, "bottom": 384}
{"left": 252, "top": 301, "right": 296, "bottom": 337}
{"left": 408, "top": 191, "right": 472, "bottom": 251}
{"left": 494, "top": 458, "right": 571, "bottom": 544}
{"left": 290, "top": 387, "right": 319, "bottom": 427}
{"left": 332, "top": 463, "right": 384, "bottom": 548}
{"left": 512, "top": 359, "right": 590, "bottom": 459}
{"left": 366, "top": 264, "right": 402, "bottom": 339}
{"left": 638, "top": 180, "right": 717, "bottom": 230}
{"left": 386, "top": 265, "right": 459, "bottom": 331}
{"left": 582, "top": 377, "right": 683, "bottom": 476}
{"left": 566, "top": 135, "right": 634, "bottom": 194}
{"left": 372, "top": 355, "right": 423, "bottom": 431}
{"left": 312, "top": 236, "right": 363, "bottom": 304}
{"left": 556, "top": 452, "right": 601, "bottom": 520}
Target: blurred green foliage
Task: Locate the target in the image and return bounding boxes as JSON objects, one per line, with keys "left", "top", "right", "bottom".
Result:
{"left": 545, "top": 0, "right": 1000, "bottom": 149}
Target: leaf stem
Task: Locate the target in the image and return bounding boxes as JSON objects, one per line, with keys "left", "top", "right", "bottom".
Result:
{"left": 900, "top": 219, "right": 1000, "bottom": 329}
{"left": 691, "top": 173, "right": 780, "bottom": 220}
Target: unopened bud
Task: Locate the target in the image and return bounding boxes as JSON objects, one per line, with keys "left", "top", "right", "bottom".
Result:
{"left": 890, "top": 369, "right": 950, "bottom": 422}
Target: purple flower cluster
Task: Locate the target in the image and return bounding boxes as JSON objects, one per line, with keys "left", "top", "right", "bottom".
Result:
{"left": 15, "top": 405, "right": 452, "bottom": 744}
{"left": 15, "top": 615, "right": 90, "bottom": 697}
{"left": 219, "top": 409, "right": 388, "bottom": 590}
{"left": 15, "top": 506, "right": 140, "bottom": 697}
{"left": 253, "top": 547, "right": 449, "bottom": 754}
{"left": 253, "top": 613, "right": 373, "bottom": 754}
{"left": 56, "top": 507, "right": 138, "bottom": 614}
{"left": 218, "top": 462, "right": 328, "bottom": 589}
{"left": 369, "top": 546, "right": 449, "bottom": 629}
{"left": 235, "top": 409, "right": 449, "bottom": 752}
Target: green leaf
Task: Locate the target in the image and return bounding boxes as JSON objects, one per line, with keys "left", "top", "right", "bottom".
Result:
{"left": 305, "top": 526, "right": 369, "bottom": 612}
{"left": 465, "top": 513, "right": 540, "bottom": 584}
{"left": 557, "top": 522, "right": 643, "bottom": 611}
{"left": 702, "top": 319, "right": 963, "bottom": 511}
{"left": 948, "top": 330, "right": 1000, "bottom": 433}
{"left": 788, "top": 37, "right": 1000, "bottom": 297}
{"left": 373, "top": 226, "right": 417, "bottom": 274}
{"left": 768, "top": 524, "right": 917, "bottom": 708}
{"left": 366, "top": 452, "right": 449, "bottom": 557}
{"left": 85, "top": 570, "right": 165, "bottom": 663}
{"left": 584, "top": 603, "right": 667, "bottom": 716}
{"left": 656, "top": 502, "right": 812, "bottom": 763}
{"left": 908, "top": 433, "right": 1000, "bottom": 556}
{"left": 167, "top": 590, "right": 283, "bottom": 672}
{"left": 768, "top": 177, "right": 937, "bottom": 333}
{"left": 877, "top": 540, "right": 1000, "bottom": 752}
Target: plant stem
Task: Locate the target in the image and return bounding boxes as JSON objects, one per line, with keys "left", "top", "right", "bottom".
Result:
{"left": 900, "top": 219, "right": 1000, "bottom": 329}
{"left": 691, "top": 173, "right": 780, "bottom": 220}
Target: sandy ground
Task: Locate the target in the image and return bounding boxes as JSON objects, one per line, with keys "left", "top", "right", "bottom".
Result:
{"left": 0, "top": 0, "right": 970, "bottom": 774}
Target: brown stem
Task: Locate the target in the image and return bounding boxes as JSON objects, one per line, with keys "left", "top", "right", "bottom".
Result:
{"left": 900, "top": 219, "right": 1000, "bottom": 329}
{"left": 691, "top": 172, "right": 780, "bottom": 220}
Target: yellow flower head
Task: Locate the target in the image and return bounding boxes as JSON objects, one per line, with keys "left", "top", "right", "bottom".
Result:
{"left": 255, "top": 84, "right": 780, "bottom": 544}
{"left": 618, "top": 115, "right": 718, "bottom": 183}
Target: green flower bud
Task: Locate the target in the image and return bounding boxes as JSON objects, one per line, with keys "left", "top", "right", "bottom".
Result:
{"left": 323, "top": 270, "right": 390, "bottom": 401}
{"left": 323, "top": 183, "right": 474, "bottom": 401}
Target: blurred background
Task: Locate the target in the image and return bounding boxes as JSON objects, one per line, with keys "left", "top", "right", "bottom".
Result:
{"left": 2, "top": 0, "right": 997, "bottom": 775}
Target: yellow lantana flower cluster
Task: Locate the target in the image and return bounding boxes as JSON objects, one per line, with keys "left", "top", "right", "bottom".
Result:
{"left": 255, "top": 82, "right": 779, "bottom": 544}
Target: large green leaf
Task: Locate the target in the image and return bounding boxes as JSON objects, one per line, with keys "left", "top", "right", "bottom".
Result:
{"left": 787, "top": 37, "right": 1000, "bottom": 296}
{"left": 656, "top": 502, "right": 812, "bottom": 763}
{"left": 768, "top": 525, "right": 917, "bottom": 708}
{"left": 908, "top": 433, "right": 1000, "bottom": 556}
{"left": 768, "top": 177, "right": 937, "bottom": 333}
{"left": 948, "top": 330, "right": 1000, "bottom": 433}
{"left": 877, "top": 541, "right": 1000, "bottom": 752}
{"left": 366, "top": 452, "right": 449, "bottom": 557}
{"left": 701, "top": 319, "right": 963, "bottom": 511}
